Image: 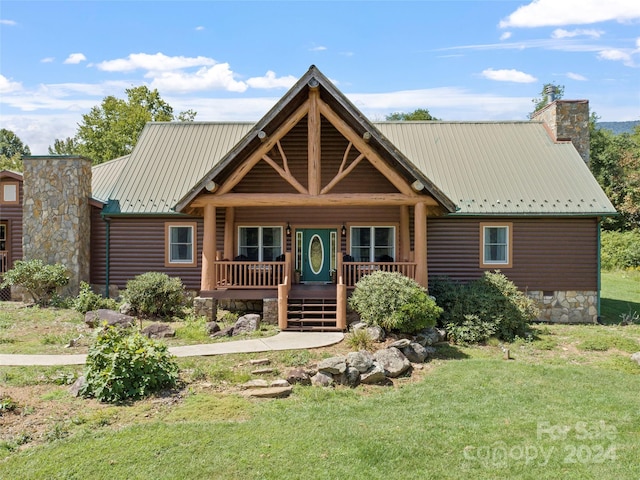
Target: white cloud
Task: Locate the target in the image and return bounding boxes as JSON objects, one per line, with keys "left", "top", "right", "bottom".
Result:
{"left": 97, "top": 52, "right": 217, "bottom": 72}
{"left": 481, "top": 68, "right": 537, "bottom": 83}
{"left": 0, "top": 19, "right": 17, "bottom": 26}
{"left": 309, "top": 46, "right": 327, "bottom": 52}
{"left": 150, "top": 64, "right": 248, "bottom": 93}
{"left": 598, "top": 48, "right": 635, "bottom": 65}
{"left": 500, "top": 32, "right": 512, "bottom": 41}
{"left": 41, "top": 57, "right": 55, "bottom": 63}
{"left": 0, "top": 74, "right": 22, "bottom": 93}
{"left": 64, "top": 53, "right": 87, "bottom": 64}
{"left": 195, "top": 26, "right": 205, "bottom": 31}
{"left": 500, "top": 0, "right": 640, "bottom": 28}
{"left": 566, "top": 72, "right": 588, "bottom": 81}
{"left": 552, "top": 28, "right": 604, "bottom": 39}
{"left": 246, "top": 71, "right": 297, "bottom": 89}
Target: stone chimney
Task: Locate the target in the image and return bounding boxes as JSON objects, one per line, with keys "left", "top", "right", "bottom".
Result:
{"left": 22, "top": 156, "right": 92, "bottom": 296}
{"left": 531, "top": 99, "right": 590, "bottom": 164}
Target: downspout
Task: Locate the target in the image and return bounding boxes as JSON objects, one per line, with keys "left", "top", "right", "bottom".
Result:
{"left": 102, "top": 213, "right": 111, "bottom": 298}
{"left": 597, "top": 218, "right": 602, "bottom": 322}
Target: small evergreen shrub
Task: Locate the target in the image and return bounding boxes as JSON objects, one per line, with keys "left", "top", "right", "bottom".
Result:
{"left": 431, "top": 271, "right": 538, "bottom": 344}
{"left": 601, "top": 230, "right": 640, "bottom": 271}
{"left": 73, "top": 282, "right": 118, "bottom": 314}
{"left": 122, "top": 272, "right": 186, "bottom": 319}
{"left": 80, "top": 326, "right": 179, "bottom": 403}
{"left": 348, "top": 271, "right": 442, "bottom": 334}
{"left": 346, "top": 328, "right": 374, "bottom": 351}
{"left": 0, "top": 259, "right": 69, "bottom": 306}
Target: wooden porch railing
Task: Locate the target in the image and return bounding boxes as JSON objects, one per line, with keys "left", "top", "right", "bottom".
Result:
{"left": 341, "top": 261, "right": 417, "bottom": 287}
{"left": 214, "top": 260, "right": 287, "bottom": 289}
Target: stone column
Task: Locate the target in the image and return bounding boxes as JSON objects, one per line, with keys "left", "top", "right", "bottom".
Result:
{"left": 22, "top": 156, "right": 92, "bottom": 296}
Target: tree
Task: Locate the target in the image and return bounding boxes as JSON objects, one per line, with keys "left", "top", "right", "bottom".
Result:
{"left": 386, "top": 108, "right": 439, "bottom": 121}
{"left": 530, "top": 83, "right": 565, "bottom": 118}
{"left": 0, "top": 129, "right": 31, "bottom": 172}
{"left": 590, "top": 114, "right": 640, "bottom": 231}
{"left": 49, "top": 86, "right": 196, "bottom": 165}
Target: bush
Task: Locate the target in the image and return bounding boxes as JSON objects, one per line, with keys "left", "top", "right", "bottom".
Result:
{"left": 431, "top": 271, "right": 538, "bottom": 343}
{"left": 601, "top": 230, "right": 640, "bottom": 271}
{"left": 122, "top": 272, "right": 186, "bottom": 319}
{"left": 348, "top": 271, "right": 442, "bottom": 334}
{"left": 80, "top": 326, "right": 179, "bottom": 403}
{"left": 73, "top": 282, "right": 118, "bottom": 314}
{"left": 0, "top": 259, "right": 69, "bottom": 306}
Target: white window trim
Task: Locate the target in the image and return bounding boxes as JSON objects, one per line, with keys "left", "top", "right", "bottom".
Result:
{"left": 237, "top": 226, "right": 283, "bottom": 262}
{"left": 165, "top": 222, "right": 197, "bottom": 267}
{"left": 349, "top": 226, "right": 396, "bottom": 262}
{"left": 480, "top": 222, "right": 513, "bottom": 268}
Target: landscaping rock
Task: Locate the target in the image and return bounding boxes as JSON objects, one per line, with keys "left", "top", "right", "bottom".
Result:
{"left": 346, "top": 350, "right": 374, "bottom": 373}
{"left": 401, "top": 342, "right": 428, "bottom": 363}
{"left": 233, "top": 314, "right": 261, "bottom": 335}
{"left": 388, "top": 338, "right": 411, "bottom": 349}
{"left": 311, "top": 371, "right": 334, "bottom": 387}
{"left": 359, "top": 364, "right": 387, "bottom": 384}
{"left": 212, "top": 325, "right": 234, "bottom": 338}
{"left": 241, "top": 379, "right": 269, "bottom": 389}
{"left": 68, "top": 375, "right": 86, "bottom": 397}
{"left": 84, "top": 309, "right": 134, "bottom": 329}
{"left": 119, "top": 302, "right": 133, "bottom": 315}
{"left": 270, "top": 379, "right": 291, "bottom": 388}
{"left": 205, "top": 321, "right": 221, "bottom": 335}
{"left": 141, "top": 323, "right": 176, "bottom": 339}
{"left": 286, "top": 368, "right": 311, "bottom": 386}
{"left": 416, "top": 327, "right": 445, "bottom": 346}
{"left": 318, "top": 355, "right": 347, "bottom": 375}
{"left": 241, "top": 386, "right": 292, "bottom": 399}
{"left": 337, "top": 366, "right": 361, "bottom": 388}
{"left": 251, "top": 368, "right": 274, "bottom": 375}
{"left": 351, "top": 322, "right": 385, "bottom": 342}
{"left": 631, "top": 352, "right": 640, "bottom": 366}
{"left": 374, "top": 347, "right": 411, "bottom": 378}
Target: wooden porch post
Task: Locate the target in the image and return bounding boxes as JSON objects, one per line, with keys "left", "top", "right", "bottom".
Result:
{"left": 400, "top": 205, "right": 410, "bottom": 261}
{"left": 201, "top": 204, "right": 217, "bottom": 291}
{"left": 414, "top": 202, "right": 428, "bottom": 288}
{"left": 224, "top": 206, "right": 234, "bottom": 261}
{"left": 308, "top": 84, "right": 321, "bottom": 196}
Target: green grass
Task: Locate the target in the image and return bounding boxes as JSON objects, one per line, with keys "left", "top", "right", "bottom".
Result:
{"left": 600, "top": 270, "right": 640, "bottom": 324}
{"left": 1, "top": 360, "right": 638, "bottom": 479}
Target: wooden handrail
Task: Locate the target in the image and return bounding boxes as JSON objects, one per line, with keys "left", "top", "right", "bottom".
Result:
{"left": 213, "top": 260, "right": 286, "bottom": 289}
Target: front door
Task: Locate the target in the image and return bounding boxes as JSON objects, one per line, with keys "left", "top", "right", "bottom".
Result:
{"left": 297, "top": 228, "right": 337, "bottom": 283}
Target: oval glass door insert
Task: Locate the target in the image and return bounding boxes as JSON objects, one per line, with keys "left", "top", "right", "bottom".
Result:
{"left": 309, "top": 234, "right": 324, "bottom": 274}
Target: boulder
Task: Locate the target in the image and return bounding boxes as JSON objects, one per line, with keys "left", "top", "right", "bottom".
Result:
{"left": 241, "top": 379, "right": 269, "bottom": 389}
{"left": 85, "top": 309, "right": 134, "bottom": 329}
{"left": 311, "top": 371, "right": 334, "bottom": 387}
{"left": 233, "top": 314, "right": 261, "bottom": 335}
{"left": 270, "top": 379, "right": 291, "bottom": 388}
{"left": 241, "top": 386, "right": 292, "bottom": 399}
{"left": 374, "top": 347, "right": 411, "bottom": 378}
{"left": 68, "top": 375, "right": 86, "bottom": 397}
{"left": 631, "top": 352, "right": 640, "bottom": 366}
{"left": 351, "top": 322, "right": 385, "bottom": 342}
{"left": 141, "top": 323, "right": 176, "bottom": 339}
{"left": 346, "top": 350, "right": 374, "bottom": 373}
{"left": 318, "top": 355, "right": 347, "bottom": 375}
{"left": 212, "top": 325, "right": 234, "bottom": 338}
{"left": 205, "top": 321, "right": 221, "bottom": 334}
{"left": 286, "top": 368, "right": 311, "bottom": 386}
{"left": 337, "top": 366, "right": 361, "bottom": 388}
{"left": 388, "top": 338, "right": 411, "bottom": 349}
{"left": 359, "top": 364, "right": 387, "bottom": 384}
{"left": 401, "top": 342, "right": 428, "bottom": 363}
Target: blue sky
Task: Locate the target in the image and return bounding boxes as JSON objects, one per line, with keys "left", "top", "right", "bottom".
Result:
{"left": 1, "top": 0, "right": 639, "bottom": 154}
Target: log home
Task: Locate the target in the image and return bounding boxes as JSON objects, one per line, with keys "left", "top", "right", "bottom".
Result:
{"left": 9, "top": 66, "right": 615, "bottom": 328}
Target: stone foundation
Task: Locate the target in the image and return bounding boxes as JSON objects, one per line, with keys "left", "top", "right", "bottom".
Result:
{"left": 193, "top": 297, "right": 218, "bottom": 321}
{"left": 217, "top": 298, "right": 264, "bottom": 314}
{"left": 195, "top": 297, "right": 278, "bottom": 325}
{"left": 527, "top": 290, "right": 598, "bottom": 324}
{"left": 90, "top": 284, "right": 120, "bottom": 300}
{"left": 262, "top": 298, "right": 278, "bottom": 325}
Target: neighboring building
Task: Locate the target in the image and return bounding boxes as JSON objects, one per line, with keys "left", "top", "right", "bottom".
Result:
{"left": 4, "top": 66, "right": 615, "bottom": 327}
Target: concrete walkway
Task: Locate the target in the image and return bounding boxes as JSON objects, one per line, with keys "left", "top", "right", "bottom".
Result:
{"left": 0, "top": 332, "right": 344, "bottom": 366}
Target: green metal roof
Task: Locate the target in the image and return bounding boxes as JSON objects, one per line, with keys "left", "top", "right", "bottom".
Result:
{"left": 93, "top": 120, "right": 615, "bottom": 217}
{"left": 374, "top": 121, "right": 615, "bottom": 215}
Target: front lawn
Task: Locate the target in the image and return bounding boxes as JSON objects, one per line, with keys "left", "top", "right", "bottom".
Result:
{"left": 600, "top": 270, "right": 640, "bottom": 324}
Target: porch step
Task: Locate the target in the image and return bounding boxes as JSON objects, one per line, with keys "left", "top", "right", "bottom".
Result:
{"left": 285, "top": 298, "right": 338, "bottom": 331}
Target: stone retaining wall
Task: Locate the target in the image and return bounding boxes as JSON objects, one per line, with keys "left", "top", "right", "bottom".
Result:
{"left": 193, "top": 297, "right": 278, "bottom": 325}
{"left": 527, "top": 290, "right": 598, "bottom": 323}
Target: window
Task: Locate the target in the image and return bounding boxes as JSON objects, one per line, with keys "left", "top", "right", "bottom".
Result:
{"left": 0, "top": 182, "right": 18, "bottom": 204}
{"left": 165, "top": 222, "right": 197, "bottom": 267}
{"left": 480, "top": 223, "right": 512, "bottom": 268}
{"left": 350, "top": 226, "right": 395, "bottom": 262}
{"left": 238, "top": 226, "right": 282, "bottom": 261}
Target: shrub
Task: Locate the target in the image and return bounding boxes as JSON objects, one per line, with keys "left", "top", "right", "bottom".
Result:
{"left": 345, "top": 328, "right": 374, "bottom": 351}
{"left": 0, "top": 259, "right": 69, "bottom": 306}
{"left": 80, "top": 326, "right": 179, "bottom": 403}
{"left": 122, "top": 272, "right": 186, "bottom": 319}
{"left": 348, "top": 271, "right": 442, "bottom": 334}
{"left": 431, "top": 271, "right": 538, "bottom": 343}
{"left": 601, "top": 230, "right": 640, "bottom": 271}
{"left": 73, "top": 282, "right": 118, "bottom": 314}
